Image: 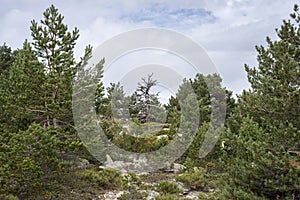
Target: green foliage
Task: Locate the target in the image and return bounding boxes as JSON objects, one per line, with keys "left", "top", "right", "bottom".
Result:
{"left": 122, "top": 171, "right": 142, "bottom": 190}
{"left": 185, "top": 123, "right": 210, "bottom": 162}
{"left": 119, "top": 171, "right": 147, "bottom": 200}
{"left": 0, "top": 43, "right": 16, "bottom": 73}
{"left": 112, "top": 132, "right": 166, "bottom": 153}
{"left": 189, "top": 73, "right": 234, "bottom": 125}
{"left": 94, "top": 64, "right": 106, "bottom": 117}
{"left": 198, "top": 193, "right": 220, "bottom": 200}
{"left": 0, "top": 41, "right": 46, "bottom": 131}
{"left": 1, "top": 2, "right": 299, "bottom": 199}
{"left": 241, "top": 4, "right": 300, "bottom": 127}
{"left": 220, "top": 5, "right": 300, "bottom": 199}
{"left": 221, "top": 117, "right": 300, "bottom": 199}
{"left": 0, "top": 5, "right": 101, "bottom": 198}
{"left": 129, "top": 73, "right": 164, "bottom": 123}
{"left": 155, "top": 181, "right": 182, "bottom": 195}
{"left": 155, "top": 194, "right": 179, "bottom": 200}
{"left": 30, "top": 4, "right": 87, "bottom": 128}
{"left": 189, "top": 73, "right": 212, "bottom": 124}
{"left": 101, "top": 119, "right": 123, "bottom": 140}
{"left": 118, "top": 190, "right": 148, "bottom": 200}
{"left": 175, "top": 167, "right": 208, "bottom": 190}
{"left": 0, "top": 123, "right": 61, "bottom": 197}
{"left": 0, "top": 194, "right": 20, "bottom": 200}
{"left": 80, "top": 168, "right": 122, "bottom": 190}
{"left": 166, "top": 106, "right": 181, "bottom": 139}
{"left": 218, "top": 185, "right": 265, "bottom": 200}
{"left": 165, "top": 73, "right": 231, "bottom": 163}
{"left": 182, "top": 122, "right": 225, "bottom": 168}
{"left": 106, "top": 82, "right": 129, "bottom": 119}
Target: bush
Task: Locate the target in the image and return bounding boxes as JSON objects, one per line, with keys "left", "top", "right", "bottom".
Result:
{"left": 118, "top": 190, "right": 148, "bottom": 200}
{"left": 184, "top": 122, "right": 225, "bottom": 170}
{"left": 175, "top": 168, "right": 208, "bottom": 190}
{"left": 155, "top": 181, "right": 182, "bottom": 195}
{"left": 118, "top": 171, "right": 148, "bottom": 200}
{"left": 80, "top": 168, "right": 122, "bottom": 190}
{"left": 0, "top": 123, "right": 61, "bottom": 197}
{"left": 122, "top": 171, "right": 142, "bottom": 189}
{"left": 221, "top": 117, "right": 300, "bottom": 199}
{"left": 0, "top": 194, "right": 20, "bottom": 200}
{"left": 101, "top": 119, "right": 122, "bottom": 140}
{"left": 218, "top": 186, "right": 265, "bottom": 200}
{"left": 112, "top": 133, "right": 167, "bottom": 153}
{"left": 198, "top": 192, "right": 220, "bottom": 200}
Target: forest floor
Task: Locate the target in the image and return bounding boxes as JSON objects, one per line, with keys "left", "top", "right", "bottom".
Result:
{"left": 26, "top": 163, "right": 222, "bottom": 200}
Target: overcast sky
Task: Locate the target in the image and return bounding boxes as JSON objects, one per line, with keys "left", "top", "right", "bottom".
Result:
{"left": 0, "top": 0, "right": 298, "bottom": 99}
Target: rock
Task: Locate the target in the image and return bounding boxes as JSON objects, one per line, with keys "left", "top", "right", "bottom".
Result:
{"left": 136, "top": 171, "right": 149, "bottom": 176}
{"left": 116, "top": 191, "right": 124, "bottom": 199}
{"left": 177, "top": 181, "right": 191, "bottom": 194}
{"left": 157, "top": 134, "right": 168, "bottom": 140}
{"left": 173, "top": 163, "right": 185, "bottom": 173}
{"left": 185, "top": 191, "right": 200, "bottom": 199}
{"left": 102, "top": 191, "right": 116, "bottom": 200}
{"left": 104, "top": 154, "right": 114, "bottom": 165}
{"left": 146, "top": 190, "right": 160, "bottom": 200}
{"left": 160, "top": 161, "right": 173, "bottom": 172}
{"left": 100, "top": 154, "right": 153, "bottom": 173}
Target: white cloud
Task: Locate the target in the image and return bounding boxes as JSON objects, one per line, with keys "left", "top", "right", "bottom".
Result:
{"left": 0, "top": 0, "right": 298, "bottom": 97}
{"left": 0, "top": 9, "right": 32, "bottom": 48}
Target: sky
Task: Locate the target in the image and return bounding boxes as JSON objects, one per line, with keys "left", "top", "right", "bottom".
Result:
{"left": 0, "top": 0, "right": 298, "bottom": 100}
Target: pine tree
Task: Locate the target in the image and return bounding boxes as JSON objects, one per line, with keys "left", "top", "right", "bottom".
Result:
{"left": 241, "top": 4, "right": 300, "bottom": 127}
{"left": 132, "top": 73, "right": 161, "bottom": 123}
{"left": 0, "top": 43, "right": 16, "bottom": 73}
{"left": 94, "top": 61, "right": 106, "bottom": 117}
{"left": 0, "top": 41, "right": 45, "bottom": 131}
{"left": 106, "top": 82, "right": 129, "bottom": 120}
{"left": 221, "top": 5, "right": 300, "bottom": 199}
{"left": 30, "top": 5, "right": 80, "bottom": 128}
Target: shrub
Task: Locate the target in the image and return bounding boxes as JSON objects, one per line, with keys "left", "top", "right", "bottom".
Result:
{"left": 198, "top": 192, "right": 220, "bottom": 200}
{"left": 80, "top": 168, "right": 122, "bottom": 190}
{"left": 0, "top": 194, "right": 20, "bottom": 200}
{"left": 0, "top": 123, "right": 61, "bottom": 197}
{"left": 122, "top": 171, "right": 142, "bottom": 189}
{"left": 155, "top": 194, "right": 179, "bottom": 200}
{"left": 118, "top": 190, "right": 148, "bottom": 200}
{"left": 155, "top": 181, "right": 182, "bottom": 195}
{"left": 175, "top": 168, "right": 208, "bottom": 190}
{"left": 220, "top": 117, "right": 300, "bottom": 199}
{"left": 112, "top": 133, "right": 165, "bottom": 153}
{"left": 101, "top": 119, "right": 122, "bottom": 140}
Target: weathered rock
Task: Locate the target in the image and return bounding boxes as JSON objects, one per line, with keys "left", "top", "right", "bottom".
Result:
{"left": 157, "top": 134, "right": 168, "bottom": 140}
{"left": 116, "top": 191, "right": 124, "bottom": 199}
{"left": 177, "top": 181, "right": 191, "bottom": 194}
{"left": 185, "top": 191, "right": 200, "bottom": 199}
{"left": 146, "top": 190, "right": 160, "bottom": 200}
{"left": 100, "top": 154, "right": 153, "bottom": 173}
{"left": 173, "top": 163, "right": 185, "bottom": 173}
